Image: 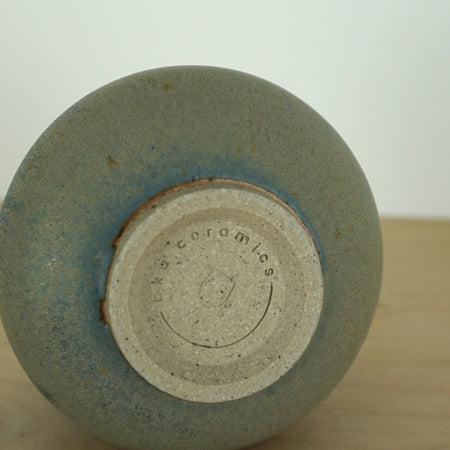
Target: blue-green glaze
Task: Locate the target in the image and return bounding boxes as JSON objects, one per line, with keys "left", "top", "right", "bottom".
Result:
{"left": 0, "top": 66, "right": 382, "bottom": 449}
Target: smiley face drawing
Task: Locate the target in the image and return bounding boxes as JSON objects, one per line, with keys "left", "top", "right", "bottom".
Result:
{"left": 160, "top": 265, "right": 273, "bottom": 349}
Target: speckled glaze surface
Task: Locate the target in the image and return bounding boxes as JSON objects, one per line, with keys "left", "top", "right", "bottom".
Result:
{"left": 0, "top": 66, "right": 382, "bottom": 449}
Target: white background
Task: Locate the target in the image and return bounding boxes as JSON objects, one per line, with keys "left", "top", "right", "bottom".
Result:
{"left": 1, "top": 1, "right": 449, "bottom": 218}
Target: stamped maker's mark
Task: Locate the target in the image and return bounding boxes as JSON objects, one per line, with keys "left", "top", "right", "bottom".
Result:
{"left": 160, "top": 282, "right": 273, "bottom": 349}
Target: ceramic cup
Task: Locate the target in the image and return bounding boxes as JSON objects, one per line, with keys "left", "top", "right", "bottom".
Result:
{"left": 0, "top": 66, "right": 382, "bottom": 449}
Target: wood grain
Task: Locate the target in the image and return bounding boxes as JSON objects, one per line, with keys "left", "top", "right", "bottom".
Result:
{"left": 1, "top": 218, "right": 449, "bottom": 449}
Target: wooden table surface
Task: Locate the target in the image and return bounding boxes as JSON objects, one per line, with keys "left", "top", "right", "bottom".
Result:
{"left": 1, "top": 218, "right": 449, "bottom": 449}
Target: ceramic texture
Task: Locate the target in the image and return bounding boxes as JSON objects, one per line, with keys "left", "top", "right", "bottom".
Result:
{"left": 104, "top": 179, "right": 324, "bottom": 404}
{"left": 0, "top": 66, "right": 382, "bottom": 449}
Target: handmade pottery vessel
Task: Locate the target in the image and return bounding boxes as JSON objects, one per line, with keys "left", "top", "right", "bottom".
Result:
{"left": 0, "top": 66, "right": 382, "bottom": 449}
